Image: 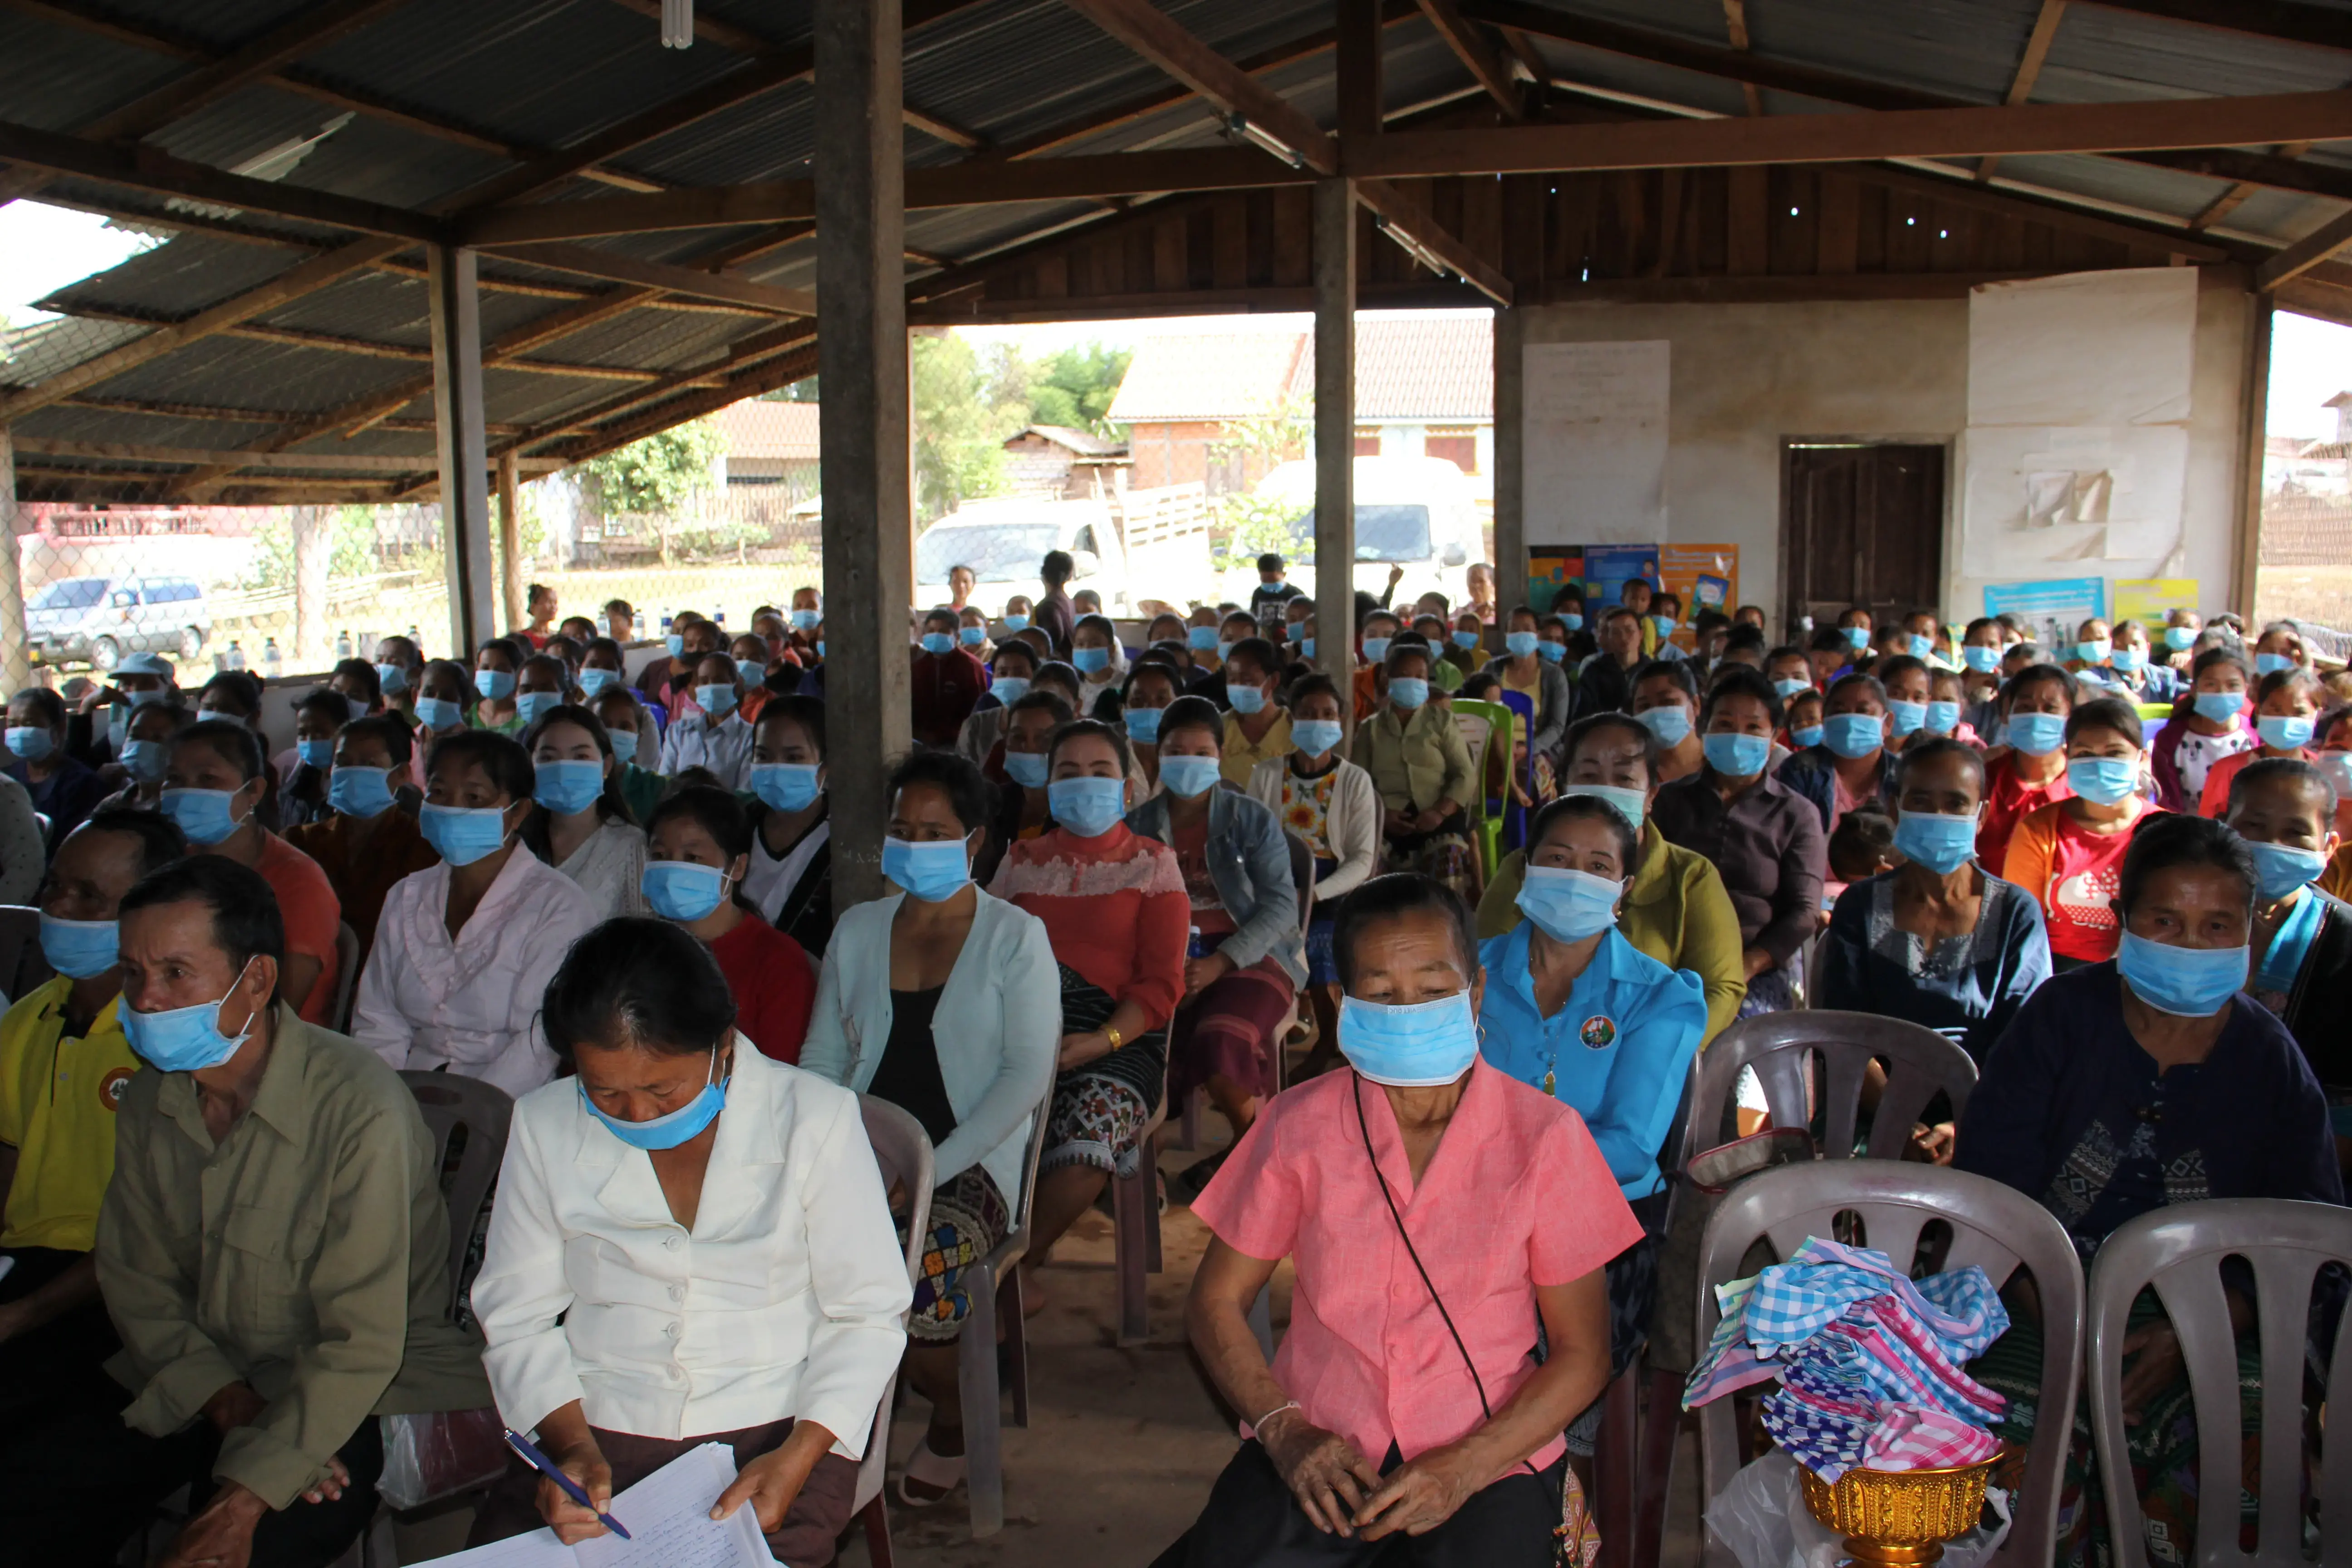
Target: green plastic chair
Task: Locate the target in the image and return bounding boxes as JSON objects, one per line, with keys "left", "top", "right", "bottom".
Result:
{"left": 1450, "top": 697, "right": 1516, "bottom": 879}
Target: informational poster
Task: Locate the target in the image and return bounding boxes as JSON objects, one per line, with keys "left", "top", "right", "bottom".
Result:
{"left": 1526, "top": 548, "right": 1584, "bottom": 614}
{"left": 1522, "top": 341, "right": 1670, "bottom": 544}
{"left": 1580, "top": 544, "right": 1662, "bottom": 614}
{"left": 2112, "top": 578, "right": 2200, "bottom": 625}
{"left": 1982, "top": 577, "right": 2107, "bottom": 651}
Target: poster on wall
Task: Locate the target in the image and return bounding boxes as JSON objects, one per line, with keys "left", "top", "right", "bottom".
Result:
{"left": 1982, "top": 576, "right": 2107, "bottom": 651}
{"left": 1522, "top": 341, "right": 1670, "bottom": 544}
{"left": 1579, "top": 544, "right": 1663, "bottom": 616}
{"left": 1527, "top": 548, "right": 1585, "bottom": 614}
{"left": 2112, "top": 578, "right": 2200, "bottom": 624}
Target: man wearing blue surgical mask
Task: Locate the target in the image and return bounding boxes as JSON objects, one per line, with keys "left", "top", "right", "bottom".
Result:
{"left": 0, "top": 808, "right": 184, "bottom": 1429}
{"left": 913, "top": 608, "right": 990, "bottom": 750}
{"left": 656, "top": 651, "right": 756, "bottom": 790}
{"left": 1352, "top": 643, "right": 1478, "bottom": 896}
{"left": 66, "top": 651, "right": 176, "bottom": 768}
{"left": 1630, "top": 661, "right": 1704, "bottom": 784}
{"left": 1217, "top": 638, "right": 1293, "bottom": 789}
{"left": 2221, "top": 757, "right": 2352, "bottom": 1074}
{"left": 1247, "top": 551, "right": 1301, "bottom": 623}
{"left": 278, "top": 688, "right": 351, "bottom": 831}
{"left": 1574, "top": 607, "right": 1648, "bottom": 717}
{"left": 1774, "top": 671, "right": 1900, "bottom": 834}
{"left": 372, "top": 633, "right": 423, "bottom": 721}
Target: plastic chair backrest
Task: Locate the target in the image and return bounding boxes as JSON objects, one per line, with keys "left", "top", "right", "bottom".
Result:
{"left": 1694, "top": 1161, "right": 2083, "bottom": 1568}
{"left": 2086, "top": 1198, "right": 2352, "bottom": 1568}
{"left": 1451, "top": 707, "right": 1493, "bottom": 810}
{"left": 1682, "top": 1010, "right": 1977, "bottom": 1167}
{"left": 853, "top": 1095, "right": 936, "bottom": 1520}
{"left": 0, "top": 904, "right": 51, "bottom": 998}
{"left": 331, "top": 921, "right": 361, "bottom": 1034}
{"left": 1283, "top": 829, "right": 1314, "bottom": 935}
{"left": 397, "top": 1070, "right": 514, "bottom": 1318}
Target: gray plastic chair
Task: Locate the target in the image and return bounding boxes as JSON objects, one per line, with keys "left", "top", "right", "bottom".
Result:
{"left": 853, "top": 1095, "right": 936, "bottom": 1568}
{"left": 1693, "top": 1161, "right": 2083, "bottom": 1568}
{"left": 1684, "top": 1009, "right": 1979, "bottom": 1166}
{"left": 2086, "top": 1198, "right": 2352, "bottom": 1568}
{"left": 959, "top": 1077, "right": 1055, "bottom": 1538}
{"left": 1113, "top": 1068, "right": 1167, "bottom": 1344}
{"left": 397, "top": 1069, "right": 513, "bottom": 1318}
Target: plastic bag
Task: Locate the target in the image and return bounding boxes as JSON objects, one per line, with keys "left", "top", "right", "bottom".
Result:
{"left": 1705, "top": 1450, "right": 2013, "bottom": 1568}
{"left": 377, "top": 1406, "right": 510, "bottom": 1510}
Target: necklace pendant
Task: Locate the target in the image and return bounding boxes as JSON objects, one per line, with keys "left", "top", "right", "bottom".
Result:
{"left": 1542, "top": 1069, "right": 1555, "bottom": 1097}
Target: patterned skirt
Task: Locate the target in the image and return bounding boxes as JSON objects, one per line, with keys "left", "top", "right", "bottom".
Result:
{"left": 1043, "top": 964, "right": 1165, "bottom": 1179}
{"left": 1381, "top": 811, "right": 1475, "bottom": 899}
{"left": 1167, "top": 956, "right": 1297, "bottom": 1103}
{"left": 899, "top": 1167, "right": 1013, "bottom": 1343}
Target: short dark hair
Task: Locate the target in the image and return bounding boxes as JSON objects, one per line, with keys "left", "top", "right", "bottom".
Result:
{"left": 197, "top": 671, "right": 262, "bottom": 718}
{"left": 1563, "top": 711, "right": 1654, "bottom": 775}
{"left": 1808, "top": 626, "right": 1853, "bottom": 654}
{"left": 1633, "top": 658, "right": 1699, "bottom": 703}
{"left": 1257, "top": 553, "right": 1284, "bottom": 573}
{"left": 74, "top": 805, "right": 188, "bottom": 879}
{"left": 646, "top": 784, "right": 752, "bottom": 862}
{"left": 2003, "top": 663, "right": 2077, "bottom": 710}
{"left": 1288, "top": 672, "right": 1340, "bottom": 709}
{"left": 1527, "top": 792, "right": 1638, "bottom": 871}
{"left": 340, "top": 713, "right": 414, "bottom": 767}
{"left": 1828, "top": 807, "right": 1896, "bottom": 875}
{"left": 119, "top": 853, "right": 284, "bottom": 971}
{"left": 1008, "top": 687, "right": 1075, "bottom": 726}
{"left": 2191, "top": 644, "right": 2251, "bottom": 686}
{"left": 1896, "top": 736, "right": 1985, "bottom": 795}
{"left": 1330, "top": 873, "right": 1477, "bottom": 991}
{"left": 1826, "top": 671, "right": 1887, "bottom": 709}
{"left": 991, "top": 641, "right": 1040, "bottom": 676}
{"left": 542, "top": 917, "right": 735, "bottom": 1063}
{"left": 330, "top": 659, "right": 382, "bottom": 706}
{"left": 2067, "top": 696, "right": 2144, "bottom": 750}
{"left": 2228, "top": 755, "right": 2338, "bottom": 820}
{"left": 1602, "top": 605, "right": 1641, "bottom": 628}
{"left": 1701, "top": 663, "right": 1783, "bottom": 728}
{"left": 1224, "top": 636, "right": 1280, "bottom": 682}
{"left": 1156, "top": 694, "right": 1223, "bottom": 748}
{"left": 2117, "top": 813, "right": 2256, "bottom": 920}
{"left": 1046, "top": 716, "right": 1133, "bottom": 778}
{"left": 757, "top": 693, "right": 827, "bottom": 758}
{"left": 294, "top": 688, "right": 350, "bottom": 730}
{"left": 1041, "top": 549, "right": 1075, "bottom": 586}
{"left": 1874, "top": 654, "right": 1929, "bottom": 690}
{"left": 426, "top": 728, "right": 534, "bottom": 803}
{"left": 475, "top": 636, "right": 525, "bottom": 669}
{"left": 7, "top": 687, "right": 64, "bottom": 726}
{"left": 887, "top": 749, "right": 992, "bottom": 833}
{"left": 1031, "top": 662, "right": 1082, "bottom": 702}
{"left": 1724, "top": 625, "right": 1769, "bottom": 655}
{"left": 176, "top": 717, "right": 265, "bottom": 782}
{"left": 2256, "top": 665, "right": 2325, "bottom": 707}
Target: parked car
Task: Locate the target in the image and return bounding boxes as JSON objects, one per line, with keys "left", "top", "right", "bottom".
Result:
{"left": 1238, "top": 456, "right": 1485, "bottom": 611}
{"left": 24, "top": 574, "right": 211, "bottom": 670}
{"left": 914, "top": 499, "right": 1132, "bottom": 617}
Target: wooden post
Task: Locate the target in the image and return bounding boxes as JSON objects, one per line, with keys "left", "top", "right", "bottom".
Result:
{"left": 1337, "top": 0, "right": 1383, "bottom": 140}
{"left": 2231, "top": 292, "right": 2273, "bottom": 621}
{"left": 1313, "top": 177, "right": 1357, "bottom": 728}
{"left": 1492, "top": 304, "right": 1525, "bottom": 622}
{"left": 498, "top": 449, "right": 524, "bottom": 635}
{"left": 0, "top": 430, "right": 25, "bottom": 693}
{"left": 816, "top": 0, "right": 913, "bottom": 914}
{"left": 428, "top": 244, "right": 495, "bottom": 658}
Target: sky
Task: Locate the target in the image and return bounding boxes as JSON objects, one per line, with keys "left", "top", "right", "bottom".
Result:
{"left": 2267, "top": 309, "right": 2352, "bottom": 441}
{"left": 0, "top": 202, "right": 153, "bottom": 328}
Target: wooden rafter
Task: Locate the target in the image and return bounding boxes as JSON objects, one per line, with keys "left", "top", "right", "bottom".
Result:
{"left": 54, "top": 307, "right": 670, "bottom": 381}
{"left": 1977, "top": 0, "right": 2067, "bottom": 184}
{"left": 474, "top": 243, "right": 813, "bottom": 315}
{"left": 1053, "top": 0, "right": 1340, "bottom": 173}
{"left": 11, "top": 436, "right": 564, "bottom": 474}
{"left": 1414, "top": 0, "right": 1522, "bottom": 118}
{"left": 1720, "top": 0, "right": 1763, "bottom": 117}
{"left": 60, "top": 392, "right": 522, "bottom": 435}
{"left": 2258, "top": 206, "right": 2352, "bottom": 289}
{"left": 1356, "top": 178, "right": 1513, "bottom": 303}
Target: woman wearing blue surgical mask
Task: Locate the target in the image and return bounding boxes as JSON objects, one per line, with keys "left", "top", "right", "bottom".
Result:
{"left": 2220, "top": 758, "right": 2352, "bottom": 1088}
{"left": 978, "top": 689, "right": 1074, "bottom": 885}
{"left": 277, "top": 688, "right": 351, "bottom": 831}
{"left": 372, "top": 633, "right": 423, "bottom": 720}
{"left": 510, "top": 651, "right": 573, "bottom": 737}
{"left": 470, "top": 637, "right": 527, "bottom": 735}
{"left": 407, "top": 658, "right": 475, "bottom": 788}
{"left": 1818, "top": 740, "right": 2051, "bottom": 1075}
{"left": 1127, "top": 698, "right": 1305, "bottom": 1192}
{"left": 2102, "top": 619, "right": 2178, "bottom": 704}
{"left": 2195, "top": 665, "right": 2323, "bottom": 819}
{"left": 1629, "top": 660, "right": 1704, "bottom": 785}
{"left": 1066, "top": 613, "right": 1128, "bottom": 719}
{"left": 523, "top": 708, "right": 645, "bottom": 921}
{"left": 1977, "top": 663, "right": 2079, "bottom": 872}
{"left": 642, "top": 787, "right": 814, "bottom": 1066}
{"left": 284, "top": 715, "right": 436, "bottom": 953}
{"left": 1351, "top": 642, "right": 1479, "bottom": 897}
{"left": 466, "top": 918, "right": 909, "bottom": 1563}
{"left": 576, "top": 636, "right": 631, "bottom": 710}
{"left": 803, "top": 751, "right": 1058, "bottom": 1507}
{"left": 953, "top": 640, "right": 1039, "bottom": 769}
{"left": 956, "top": 606, "right": 995, "bottom": 664}
{"left": 2151, "top": 645, "right": 2254, "bottom": 813}
{"left": 1653, "top": 667, "right": 1823, "bottom": 1018}
{"left": 2252, "top": 619, "right": 2309, "bottom": 682}
{"left": 327, "top": 656, "right": 383, "bottom": 725}
{"left": 353, "top": 730, "right": 598, "bottom": 1095}
{"left": 2002, "top": 696, "right": 2158, "bottom": 972}
{"left": 2158, "top": 608, "right": 2202, "bottom": 675}
{"left": 1483, "top": 606, "right": 1572, "bottom": 788}
{"left": 744, "top": 696, "right": 835, "bottom": 958}
{"left": 911, "top": 608, "right": 988, "bottom": 748}
{"left": 1775, "top": 671, "right": 1899, "bottom": 834}
{"left": 92, "top": 697, "right": 186, "bottom": 820}
{"left": 985, "top": 718, "right": 1186, "bottom": 1285}
{"left": 5, "top": 687, "right": 107, "bottom": 845}
{"left": 727, "top": 632, "right": 778, "bottom": 720}
{"left": 1115, "top": 661, "right": 1182, "bottom": 794}
{"left": 656, "top": 652, "right": 755, "bottom": 791}
{"left": 1956, "top": 814, "right": 2341, "bottom": 1560}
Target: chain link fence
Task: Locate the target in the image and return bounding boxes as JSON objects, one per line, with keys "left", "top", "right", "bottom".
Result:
{"left": 2254, "top": 484, "right": 2352, "bottom": 665}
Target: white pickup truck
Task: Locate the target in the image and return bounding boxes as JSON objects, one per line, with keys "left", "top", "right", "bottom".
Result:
{"left": 913, "top": 497, "right": 1132, "bottom": 616}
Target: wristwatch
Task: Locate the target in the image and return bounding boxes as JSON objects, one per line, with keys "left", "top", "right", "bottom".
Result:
{"left": 1105, "top": 1025, "right": 1124, "bottom": 1049}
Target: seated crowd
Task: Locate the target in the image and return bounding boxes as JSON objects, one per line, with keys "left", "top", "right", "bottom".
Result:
{"left": 0, "top": 572, "right": 2345, "bottom": 1568}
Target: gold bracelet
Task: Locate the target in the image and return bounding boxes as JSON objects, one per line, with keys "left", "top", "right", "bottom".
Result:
{"left": 1105, "top": 1025, "right": 1124, "bottom": 1049}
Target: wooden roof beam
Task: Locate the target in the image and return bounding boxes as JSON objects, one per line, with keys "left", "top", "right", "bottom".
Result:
{"left": 1977, "top": 0, "right": 2067, "bottom": 183}
{"left": 1356, "top": 177, "right": 1513, "bottom": 303}
{"left": 474, "top": 242, "right": 814, "bottom": 314}
{"left": 1415, "top": 0, "right": 1523, "bottom": 119}
{"left": 1052, "top": 0, "right": 1339, "bottom": 173}
{"left": 1719, "top": 0, "right": 1762, "bottom": 117}
{"left": 2259, "top": 205, "right": 2352, "bottom": 288}
{"left": 59, "top": 392, "right": 522, "bottom": 434}
{"left": 12, "top": 436, "right": 564, "bottom": 474}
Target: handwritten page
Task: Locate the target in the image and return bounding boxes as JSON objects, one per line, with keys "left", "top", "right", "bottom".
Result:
{"left": 408, "top": 1444, "right": 774, "bottom": 1568}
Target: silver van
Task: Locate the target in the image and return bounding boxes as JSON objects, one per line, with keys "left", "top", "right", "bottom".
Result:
{"left": 25, "top": 574, "right": 212, "bottom": 670}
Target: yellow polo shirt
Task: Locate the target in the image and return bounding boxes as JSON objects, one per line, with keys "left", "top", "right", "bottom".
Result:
{"left": 1223, "top": 708, "right": 1294, "bottom": 788}
{"left": 0, "top": 978, "right": 137, "bottom": 1252}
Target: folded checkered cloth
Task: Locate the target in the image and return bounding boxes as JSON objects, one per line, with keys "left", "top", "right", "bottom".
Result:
{"left": 1737, "top": 1238, "right": 2006, "bottom": 1359}
{"left": 1861, "top": 1402, "right": 2002, "bottom": 1474}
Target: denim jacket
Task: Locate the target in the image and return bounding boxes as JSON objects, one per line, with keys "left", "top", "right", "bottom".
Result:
{"left": 1126, "top": 787, "right": 1306, "bottom": 987}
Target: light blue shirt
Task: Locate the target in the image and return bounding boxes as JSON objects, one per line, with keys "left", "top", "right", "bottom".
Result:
{"left": 1476, "top": 924, "right": 1707, "bottom": 1199}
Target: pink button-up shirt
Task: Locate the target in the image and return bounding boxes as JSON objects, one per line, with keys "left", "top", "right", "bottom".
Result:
{"left": 1195, "top": 1057, "right": 1640, "bottom": 1475}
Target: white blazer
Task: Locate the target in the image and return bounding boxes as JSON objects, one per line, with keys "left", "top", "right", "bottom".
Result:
{"left": 799, "top": 890, "right": 1059, "bottom": 1210}
{"left": 351, "top": 848, "right": 600, "bottom": 1098}
{"left": 471, "top": 1048, "right": 911, "bottom": 1455}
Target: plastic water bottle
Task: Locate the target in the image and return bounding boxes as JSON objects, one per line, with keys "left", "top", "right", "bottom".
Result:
{"left": 335, "top": 629, "right": 353, "bottom": 659}
{"left": 261, "top": 638, "right": 283, "bottom": 679}
{"left": 224, "top": 640, "right": 246, "bottom": 671}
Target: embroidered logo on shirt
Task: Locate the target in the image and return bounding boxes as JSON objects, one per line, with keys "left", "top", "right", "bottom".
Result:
{"left": 1579, "top": 1014, "right": 1617, "bottom": 1049}
{"left": 2053, "top": 865, "right": 2121, "bottom": 933}
{"left": 98, "top": 1065, "right": 134, "bottom": 1112}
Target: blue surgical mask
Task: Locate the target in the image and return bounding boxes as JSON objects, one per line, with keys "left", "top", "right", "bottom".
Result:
{"left": 2066, "top": 755, "right": 2139, "bottom": 805}
{"left": 814, "top": 641, "right": 826, "bottom": 659}
{"left": 328, "top": 765, "right": 396, "bottom": 819}
{"left": 1123, "top": 706, "right": 1163, "bottom": 745}
{"left": 1536, "top": 640, "right": 1565, "bottom": 663}
{"left": 1635, "top": 706, "right": 1691, "bottom": 746}
{"left": 959, "top": 626, "right": 987, "bottom": 647}
{"left": 736, "top": 657, "right": 768, "bottom": 686}
{"left": 1515, "top": 865, "right": 1623, "bottom": 943}
{"left": 1651, "top": 616, "right": 1677, "bottom": 638}
{"left": 119, "top": 738, "right": 168, "bottom": 784}
{"left": 666, "top": 633, "right": 686, "bottom": 659}
{"left": 1924, "top": 700, "right": 1960, "bottom": 735}
{"left": 1361, "top": 636, "right": 1392, "bottom": 662}
{"left": 297, "top": 738, "right": 334, "bottom": 770}
{"left": 39, "top": 914, "right": 118, "bottom": 980}
{"left": 990, "top": 675, "right": 1031, "bottom": 706}
{"left": 578, "top": 667, "right": 619, "bottom": 699}
{"left": 883, "top": 835, "right": 973, "bottom": 902}
{"left": 1338, "top": 990, "right": 1479, "bottom": 1087}
{"left": 2076, "top": 640, "right": 2111, "bottom": 665}
{"left": 1452, "top": 629, "right": 1482, "bottom": 651}
{"left": 1301, "top": 637, "right": 1318, "bottom": 659}
{"left": 643, "top": 860, "right": 731, "bottom": 921}
{"left": 1565, "top": 783, "right": 1646, "bottom": 834}
{"left": 1004, "top": 750, "right": 1049, "bottom": 789}
{"left": 1892, "top": 810, "right": 1977, "bottom": 876}
{"left": 1773, "top": 677, "right": 1813, "bottom": 700}
{"left": 417, "top": 802, "right": 511, "bottom": 866}
{"left": 5, "top": 726, "right": 53, "bottom": 762}
{"left": 1561, "top": 614, "right": 1586, "bottom": 632}
{"left": 2116, "top": 930, "right": 2248, "bottom": 1017}
{"left": 375, "top": 662, "right": 410, "bottom": 694}
{"left": 119, "top": 959, "right": 257, "bottom": 1073}
{"left": 1001, "top": 614, "right": 1030, "bottom": 634}
{"left": 696, "top": 684, "right": 737, "bottom": 720}
{"left": 2245, "top": 839, "right": 2328, "bottom": 902}
{"left": 1073, "top": 646, "right": 1111, "bottom": 674}
{"left": 2258, "top": 714, "right": 2316, "bottom": 751}
{"left": 534, "top": 758, "right": 605, "bottom": 815}
{"left": 160, "top": 787, "right": 245, "bottom": 846}
{"left": 750, "top": 762, "right": 822, "bottom": 813}
{"left": 1293, "top": 718, "right": 1343, "bottom": 757}
{"left": 1187, "top": 626, "right": 1218, "bottom": 651}
{"left": 920, "top": 632, "right": 956, "bottom": 656}
{"left": 2193, "top": 691, "right": 2244, "bottom": 725}
{"left": 1228, "top": 685, "right": 1267, "bottom": 715}
{"left": 1505, "top": 630, "right": 1539, "bottom": 658}
{"left": 475, "top": 668, "right": 516, "bottom": 701}
{"left": 1823, "top": 713, "right": 1884, "bottom": 759}
{"left": 1159, "top": 755, "right": 1221, "bottom": 798}
{"left": 1387, "top": 676, "right": 1429, "bottom": 710}
{"left": 516, "top": 691, "right": 561, "bottom": 729}
{"left": 2111, "top": 646, "right": 2146, "bottom": 674}
{"left": 1702, "top": 732, "right": 1771, "bottom": 777}
{"left": 1845, "top": 626, "right": 1871, "bottom": 651}
{"left": 1962, "top": 645, "right": 2001, "bottom": 673}
{"left": 1049, "top": 776, "right": 1127, "bottom": 838}
{"left": 1264, "top": 579, "right": 1287, "bottom": 593}
{"left": 1792, "top": 724, "right": 1824, "bottom": 750}
{"left": 1216, "top": 640, "right": 1239, "bottom": 663}
{"left": 579, "top": 1047, "right": 728, "bottom": 1151}
{"left": 2165, "top": 626, "right": 2195, "bottom": 652}
{"left": 1906, "top": 633, "right": 1934, "bottom": 659}
{"left": 2256, "top": 652, "right": 2294, "bottom": 676}
{"left": 608, "top": 727, "right": 639, "bottom": 764}
{"left": 786, "top": 608, "right": 818, "bottom": 632}
{"left": 1887, "top": 699, "right": 1928, "bottom": 737}
{"left": 2007, "top": 711, "right": 2067, "bottom": 756}
{"left": 415, "top": 695, "right": 462, "bottom": 731}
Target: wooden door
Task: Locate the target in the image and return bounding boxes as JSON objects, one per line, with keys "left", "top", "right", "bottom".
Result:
{"left": 1781, "top": 443, "right": 1946, "bottom": 633}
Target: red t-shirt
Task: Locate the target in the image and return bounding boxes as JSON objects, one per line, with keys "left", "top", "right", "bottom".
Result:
{"left": 1975, "top": 752, "right": 2072, "bottom": 872}
{"left": 910, "top": 648, "right": 988, "bottom": 750}
{"left": 710, "top": 916, "right": 816, "bottom": 1064}
{"left": 2041, "top": 813, "right": 2136, "bottom": 962}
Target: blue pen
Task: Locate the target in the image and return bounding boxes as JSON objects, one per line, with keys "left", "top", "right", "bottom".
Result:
{"left": 502, "top": 1427, "right": 632, "bottom": 1540}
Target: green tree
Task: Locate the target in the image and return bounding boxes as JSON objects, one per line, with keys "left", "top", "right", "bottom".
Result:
{"left": 240, "top": 504, "right": 378, "bottom": 590}
{"left": 1029, "top": 342, "right": 1132, "bottom": 434}
{"left": 912, "top": 332, "right": 1024, "bottom": 521}
{"left": 1208, "top": 393, "right": 1311, "bottom": 567}
{"left": 575, "top": 417, "right": 722, "bottom": 514}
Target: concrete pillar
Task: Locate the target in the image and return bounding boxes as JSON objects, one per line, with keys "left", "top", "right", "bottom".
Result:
{"left": 498, "top": 450, "right": 525, "bottom": 634}
{"left": 816, "top": 0, "right": 913, "bottom": 913}
{"left": 2231, "top": 293, "right": 2273, "bottom": 619}
{"left": 0, "top": 430, "right": 25, "bottom": 693}
{"left": 1313, "top": 177, "right": 1357, "bottom": 724}
{"left": 1492, "top": 306, "right": 1525, "bottom": 613}
{"left": 428, "top": 244, "right": 495, "bottom": 658}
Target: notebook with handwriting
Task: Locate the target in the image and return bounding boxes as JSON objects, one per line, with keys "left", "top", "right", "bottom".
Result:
{"left": 413, "top": 1442, "right": 778, "bottom": 1568}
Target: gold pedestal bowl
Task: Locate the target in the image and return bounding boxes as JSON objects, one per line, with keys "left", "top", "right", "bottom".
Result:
{"left": 1796, "top": 1449, "right": 2004, "bottom": 1568}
